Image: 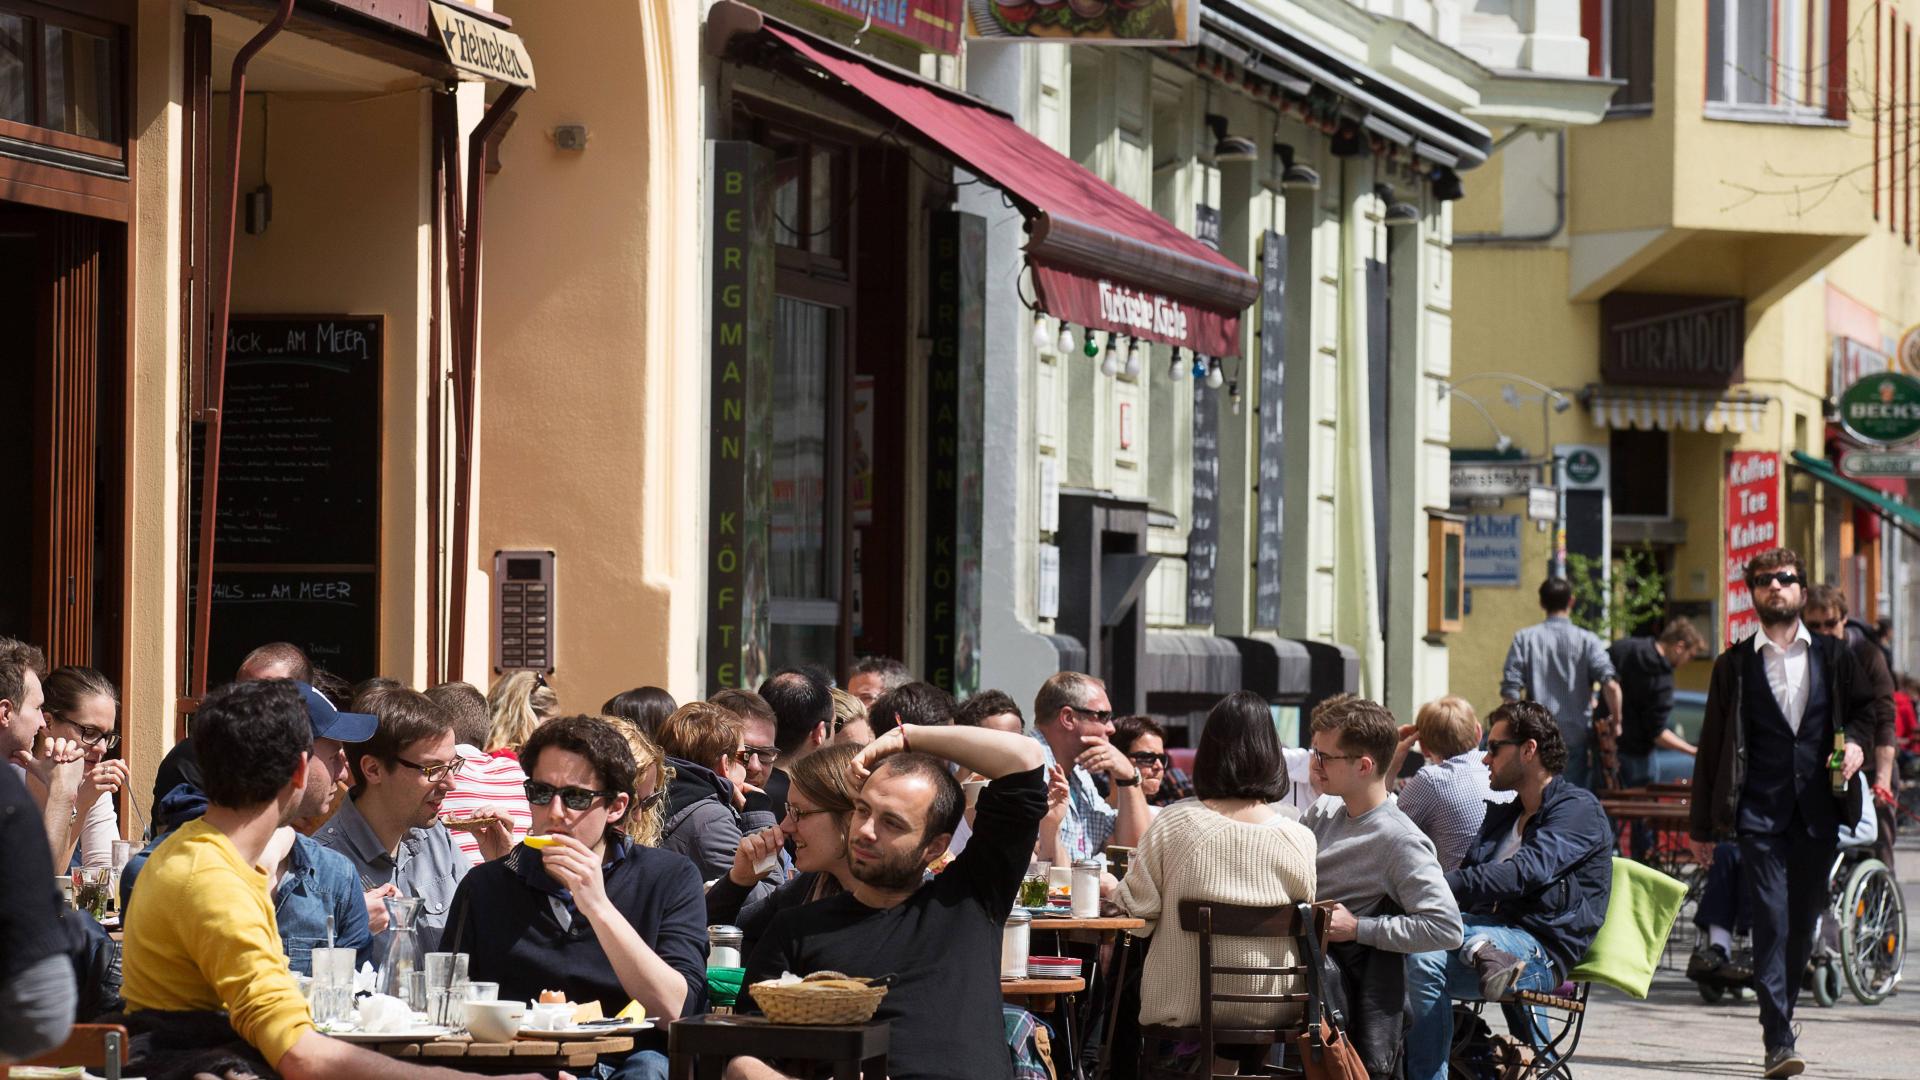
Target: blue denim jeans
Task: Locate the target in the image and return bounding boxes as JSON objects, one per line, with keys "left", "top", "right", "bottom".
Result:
{"left": 593, "top": 1049, "right": 668, "bottom": 1080}
{"left": 1406, "top": 917, "right": 1560, "bottom": 1080}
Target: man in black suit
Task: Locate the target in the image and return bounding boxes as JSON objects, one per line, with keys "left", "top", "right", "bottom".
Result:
{"left": 1690, "top": 548, "right": 1876, "bottom": 1079}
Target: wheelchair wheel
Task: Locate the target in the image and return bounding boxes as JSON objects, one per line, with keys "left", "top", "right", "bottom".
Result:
{"left": 1810, "top": 960, "right": 1841, "bottom": 1008}
{"left": 1840, "top": 857, "right": 1907, "bottom": 1005}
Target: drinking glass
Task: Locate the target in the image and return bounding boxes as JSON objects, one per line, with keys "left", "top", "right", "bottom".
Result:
{"left": 422, "top": 952, "right": 467, "bottom": 1026}
{"left": 455, "top": 981, "right": 499, "bottom": 1036}
{"left": 310, "top": 948, "right": 358, "bottom": 1026}
{"left": 110, "top": 840, "right": 136, "bottom": 913}
{"left": 72, "top": 867, "right": 112, "bottom": 920}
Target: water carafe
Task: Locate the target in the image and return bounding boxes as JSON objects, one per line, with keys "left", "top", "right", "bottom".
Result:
{"left": 380, "top": 895, "right": 426, "bottom": 1009}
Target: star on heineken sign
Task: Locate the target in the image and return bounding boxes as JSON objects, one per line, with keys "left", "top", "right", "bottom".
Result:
{"left": 1839, "top": 372, "right": 1920, "bottom": 446}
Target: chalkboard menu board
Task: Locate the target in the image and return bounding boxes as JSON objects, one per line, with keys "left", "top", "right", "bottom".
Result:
{"left": 190, "top": 315, "right": 383, "bottom": 682}
{"left": 1365, "top": 259, "right": 1390, "bottom": 628}
{"left": 1254, "top": 232, "right": 1288, "bottom": 629}
{"left": 1186, "top": 206, "right": 1223, "bottom": 627}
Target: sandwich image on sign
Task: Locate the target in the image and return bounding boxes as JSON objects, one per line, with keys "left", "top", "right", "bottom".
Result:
{"left": 966, "top": 0, "right": 1197, "bottom": 45}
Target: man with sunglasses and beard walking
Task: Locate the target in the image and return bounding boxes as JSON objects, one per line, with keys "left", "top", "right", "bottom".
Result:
{"left": 1690, "top": 548, "right": 1877, "bottom": 1078}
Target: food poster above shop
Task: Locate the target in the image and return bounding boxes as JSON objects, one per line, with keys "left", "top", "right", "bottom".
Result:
{"left": 790, "top": 0, "right": 966, "bottom": 53}
{"left": 966, "top": 0, "right": 1198, "bottom": 44}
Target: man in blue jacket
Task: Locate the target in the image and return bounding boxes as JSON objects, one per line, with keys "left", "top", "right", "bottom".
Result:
{"left": 1406, "top": 701, "right": 1613, "bottom": 1080}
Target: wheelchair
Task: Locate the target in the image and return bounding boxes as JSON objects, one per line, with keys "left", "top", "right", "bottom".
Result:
{"left": 1690, "top": 843, "right": 1906, "bottom": 1008}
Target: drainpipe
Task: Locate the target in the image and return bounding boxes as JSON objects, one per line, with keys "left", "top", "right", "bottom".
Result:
{"left": 444, "top": 86, "right": 527, "bottom": 683}
{"left": 1451, "top": 128, "right": 1565, "bottom": 246}
{"left": 189, "top": 0, "right": 297, "bottom": 698}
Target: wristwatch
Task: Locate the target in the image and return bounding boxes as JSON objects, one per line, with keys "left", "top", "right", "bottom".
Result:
{"left": 1113, "top": 771, "right": 1141, "bottom": 787}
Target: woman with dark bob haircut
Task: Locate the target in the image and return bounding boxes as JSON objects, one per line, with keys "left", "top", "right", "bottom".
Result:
{"left": 1112, "top": 691, "right": 1318, "bottom": 1066}
{"left": 445, "top": 715, "right": 709, "bottom": 1074}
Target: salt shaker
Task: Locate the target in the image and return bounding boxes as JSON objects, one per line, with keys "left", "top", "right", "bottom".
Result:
{"left": 1001, "top": 909, "right": 1031, "bottom": 979}
{"left": 708, "top": 924, "right": 745, "bottom": 968}
{"left": 1071, "top": 859, "right": 1102, "bottom": 919}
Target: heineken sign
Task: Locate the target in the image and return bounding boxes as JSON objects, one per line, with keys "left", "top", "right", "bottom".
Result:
{"left": 1839, "top": 372, "right": 1920, "bottom": 446}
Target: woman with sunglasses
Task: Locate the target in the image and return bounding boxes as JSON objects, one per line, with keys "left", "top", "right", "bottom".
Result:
{"left": 606, "top": 717, "right": 673, "bottom": 847}
{"left": 1110, "top": 715, "right": 1169, "bottom": 819}
{"left": 653, "top": 702, "right": 782, "bottom": 905}
{"left": 24, "top": 667, "right": 126, "bottom": 871}
{"left": 707, "top": 743, "right": 861, "bottom": 954}
{"left": 446, "top": 715, "right": 709, "bottom": 1078}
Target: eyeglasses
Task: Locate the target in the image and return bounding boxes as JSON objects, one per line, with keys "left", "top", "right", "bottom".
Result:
{"left": 1485, "top": 738, "right": 1527, "bottom": 755}
{"left": 738, "top": 745, "right": 781, "bottom": 765}
{"left": 1806, "top": 617, "right": 1842, "bottom": 631}
{"left": 525, "top": 780, "right": 619, "bottom": 811}
{"left": 1127, "top": 751, "right": 1169, "bottom": 770}
{"left": 1748, "top": 571, "right": 1803, "bottom": 589}
{"left": 1308, "top": 748, "right": 1363, "bottom": 764}
{"left": 783, "top": 803, "right": 835, "bottom": 824}
{"left": 635, "top": 788, "right": 668, "bottom": 813}
{"left": 394, "top": 755, "right": 465, "bottom": 783}
{"left": 50, "top": 714, "right": 118, "bottom": 750}
{"left": 1067, "top": 705, "right": 1114, "bottom": 724}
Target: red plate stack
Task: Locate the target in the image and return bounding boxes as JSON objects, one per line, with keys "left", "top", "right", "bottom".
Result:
{"left": 1025, "top": 955, "right": 1083, "bottom": 979}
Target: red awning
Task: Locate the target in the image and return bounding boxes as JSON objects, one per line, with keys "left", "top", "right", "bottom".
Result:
{"left": 738, "top": 19, "right": 1259, "bottom": 357}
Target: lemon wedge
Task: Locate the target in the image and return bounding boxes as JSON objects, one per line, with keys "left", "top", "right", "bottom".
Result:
{"left": 524, "top": 835, "right": 560, "bottom": 849}
{"left": 616, "top": 999, "right": 647, "bottom": 1023}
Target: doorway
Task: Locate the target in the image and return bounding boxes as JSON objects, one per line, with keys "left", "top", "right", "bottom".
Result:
{"left": 0, "top": 204, "right": 125, "bottom": 675}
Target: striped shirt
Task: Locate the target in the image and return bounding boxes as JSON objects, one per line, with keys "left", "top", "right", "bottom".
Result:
{"left": 1034, "top": 735, "right": 1116, "bottom": 863}
{"left": 1394, "top": 750, "right": 1515, "bottom": 873}
{"left": 439, "top": 746, "right": 532, "bottom": 866}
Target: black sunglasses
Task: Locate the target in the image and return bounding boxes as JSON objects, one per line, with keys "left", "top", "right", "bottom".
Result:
{"left": 1485, "top": 738, "right": 1528, "bottom": 754}
{"left": 1806, "top": 617, "right": 1842, "bottom": 631}
{"left": 525, "top": 779, "right": 619, "bottom": 811}
{"left": 636, "top": 788, "right": 668, "bottom": 813}
{"left": 1067, "top": 705, "right": 1115, "bottom": 724}
{"left": 1748, "top": 571, "right": 1803, "bottom": 589}
{"left": 1127, "top": 751, "right": 1169, "bottom": 769}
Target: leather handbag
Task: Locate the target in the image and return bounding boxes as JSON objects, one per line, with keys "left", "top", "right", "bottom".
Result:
{"left": 1293, "top": 904, "right": 1369, "bottom": 1080}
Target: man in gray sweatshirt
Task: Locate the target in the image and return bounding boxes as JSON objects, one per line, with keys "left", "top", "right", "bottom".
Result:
{"left": 1303, "top": 697, "right": 1465, "bottom": 1078}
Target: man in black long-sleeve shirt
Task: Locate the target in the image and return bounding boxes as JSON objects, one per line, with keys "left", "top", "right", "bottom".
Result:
{"left": 735, "top": 722, "right": 1047, "bottom": 1080}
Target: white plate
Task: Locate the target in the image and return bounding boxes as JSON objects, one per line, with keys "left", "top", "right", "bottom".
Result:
{"left": 325, "top": 1026, "right": 452, "bottom": 1042}
{"left": 517, "top": 1020, "right": 655, "bottom": 1039}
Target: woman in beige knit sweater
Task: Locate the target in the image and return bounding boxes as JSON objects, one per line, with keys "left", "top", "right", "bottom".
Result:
{"left": 1112, "top": 690, "right": 1319, "bottom": 1033}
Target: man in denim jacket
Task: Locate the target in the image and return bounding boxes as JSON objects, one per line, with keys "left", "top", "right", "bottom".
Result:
{"left": 1405, "top": 701, "right": 1613, "bottom": 1080}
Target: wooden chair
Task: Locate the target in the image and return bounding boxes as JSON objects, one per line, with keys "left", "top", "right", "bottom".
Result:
{"left": 1139, "top": 900, "right": 1329, "bottom": 1080}
{"left": 6, "top": 1023, "right": 129, "bottom": 1080}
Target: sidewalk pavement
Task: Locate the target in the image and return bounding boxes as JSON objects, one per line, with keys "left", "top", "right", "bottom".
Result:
{"left": 1570, "top": 836, "right": 1916, "bottom": 1079}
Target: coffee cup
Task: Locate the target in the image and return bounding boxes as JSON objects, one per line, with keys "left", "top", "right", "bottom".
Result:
{"left": 465, "top": 1000, "right": 526, "bottom": 1043}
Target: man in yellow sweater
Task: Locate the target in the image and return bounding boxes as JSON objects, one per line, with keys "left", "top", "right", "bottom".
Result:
{"left": 121, "top": 679, "right": 560, "bottom": 1080}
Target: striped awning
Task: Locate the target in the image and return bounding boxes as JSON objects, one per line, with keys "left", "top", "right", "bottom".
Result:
{"left": 1584, "top": 388, "right": 1771, "bottom": 433}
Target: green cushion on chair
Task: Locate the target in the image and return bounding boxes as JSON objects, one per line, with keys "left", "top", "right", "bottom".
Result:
{"left": 1569, "top": 857, "right": 1687, "bottom": 999}
{"left": 707, "top": 966, "right": 746, "bottom": 1007}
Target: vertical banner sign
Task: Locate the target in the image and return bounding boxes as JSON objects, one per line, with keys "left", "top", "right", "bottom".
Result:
{"left": 926, "top": 212, "right": 986, "bottom": 695}
{"left": 706, "top": 142, "right": 774, "bottom": 695}
{"left": 1186, "top": 206, "right": 1223, "bottom": 626}
{"left": 1254, "top": 231, "right": 1288, "bottom": 629}
{"left": 1724, "top": 450, "right": 1780, "bottom": 647}
{"left": 1365, "top": 258, "right": 1391, "bottom": 629}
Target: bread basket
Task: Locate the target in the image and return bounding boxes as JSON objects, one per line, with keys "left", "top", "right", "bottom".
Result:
{"left": 747, "top": 971, "right": 889, "bottom": 1025}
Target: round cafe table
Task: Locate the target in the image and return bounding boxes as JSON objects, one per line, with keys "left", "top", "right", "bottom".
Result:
{"left": 355, "top": 1032, "right": 635, "bottom": 1073}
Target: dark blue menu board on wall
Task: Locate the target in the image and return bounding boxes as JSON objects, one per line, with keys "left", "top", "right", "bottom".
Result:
{"left": 1255, "top": 231, "right": 1287, "bottom": 629}
{"left": 1186, "top": 207, "right": 1222, "bottom": 627}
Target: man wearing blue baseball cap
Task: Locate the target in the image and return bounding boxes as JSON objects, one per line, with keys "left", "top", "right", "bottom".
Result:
{"left": 122, "top": 681, "right": 379, "bottom": 977}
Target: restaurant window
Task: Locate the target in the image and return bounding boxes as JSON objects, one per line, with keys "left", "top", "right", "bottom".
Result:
{"left": 1609, "top": 428, "right": 1671, "bottom": 517}
{"left": 1583, "top": 0, "right": 1655, "bottom": 113}
{"left": 1705, "top": 0, "right": 1845, "bottom": 120}
{"left": 0, "top": 1, "right": 126, "bottom": 165}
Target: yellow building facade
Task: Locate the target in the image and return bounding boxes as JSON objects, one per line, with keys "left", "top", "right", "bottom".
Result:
{"left": 1449, "top": 0, "right": 1920, "bottom": 718}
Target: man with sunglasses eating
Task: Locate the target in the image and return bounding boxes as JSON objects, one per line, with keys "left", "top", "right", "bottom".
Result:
{"left": 314, "top": 688, "right": 480, "bottom": 961}
{"left": 447, "top": 714, "right": 708, "bottom": 1080}
{"left": 1690, "top": 549, "right": 1877, "bottom": 1078}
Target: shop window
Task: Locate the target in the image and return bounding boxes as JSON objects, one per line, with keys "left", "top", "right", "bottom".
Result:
{"left": 768, "top": 134, "right": 848, "bottom": 266}
{"left": 1705, "top": 0, "right": 1845, "bottom": 120}
{"left": 1583, "top": 0, "right": 1655, "bottom": 113}
{"left": 1427, "top": 515, "right": 1465, "bottom": 636}
{"left": 1609, "top": 428, "right": 1671, "bottom": 517}
{"left": 0, "top": 2, "right": 125, "bottom": 161}
{"left": 768, "top": 296, "right": 844, "bottom": 669}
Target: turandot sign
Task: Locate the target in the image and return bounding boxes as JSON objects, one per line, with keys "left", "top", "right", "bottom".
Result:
{"left": 1838, "top": 371, "right": 1920, "bottom": 446}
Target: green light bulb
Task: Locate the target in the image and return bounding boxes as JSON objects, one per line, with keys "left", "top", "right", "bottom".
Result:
{"left": 1084, "top": 332, "right": 1102, "bottom": 358}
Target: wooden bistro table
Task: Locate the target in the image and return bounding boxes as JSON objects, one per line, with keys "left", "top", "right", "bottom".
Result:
{"left": 359, "top": 1032, "right": 634, "bottom": 1073}
{"left": 1024, "top": 915, "right": 1144, "bottom": 1080}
